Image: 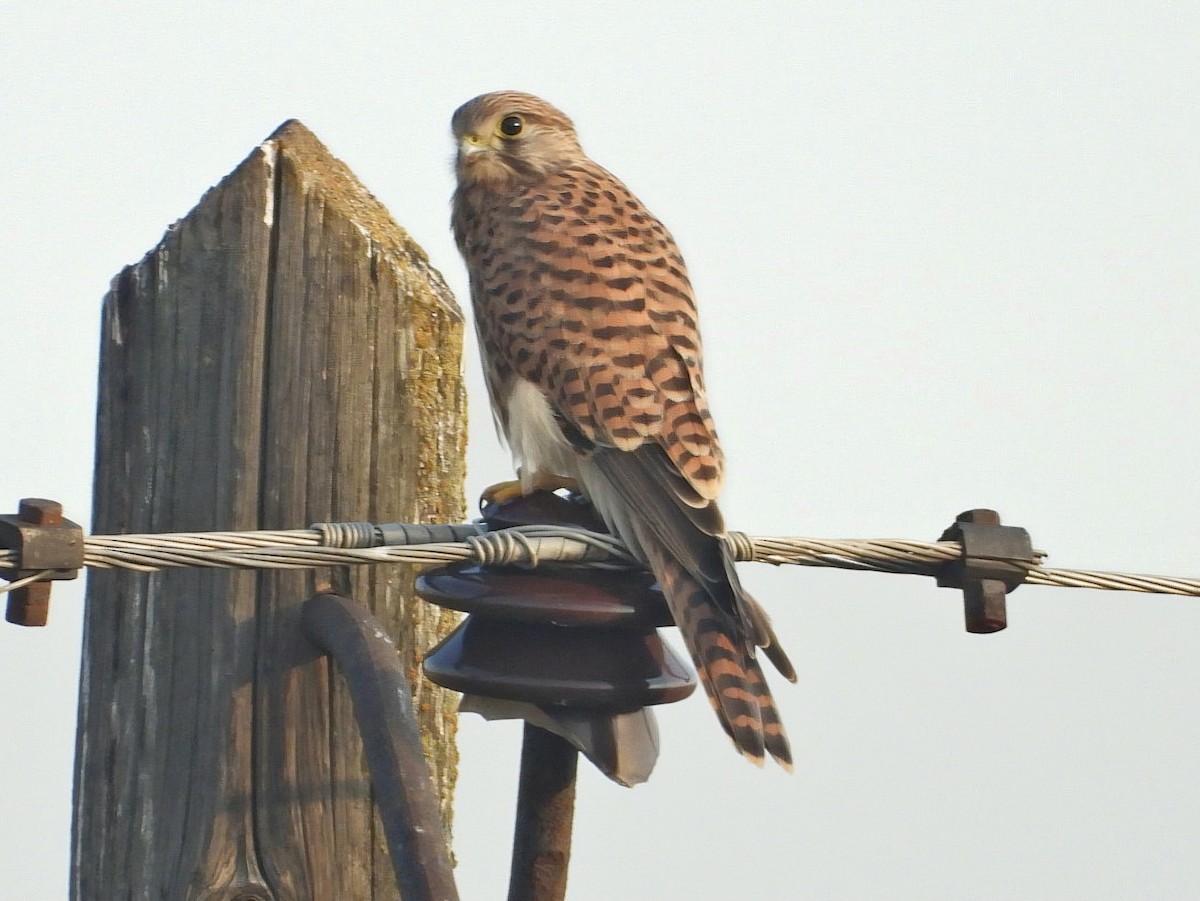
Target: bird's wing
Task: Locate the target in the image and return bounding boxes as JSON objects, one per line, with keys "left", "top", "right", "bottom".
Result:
{"left": 490, "top": 161, "right": 725, "bottom": 503}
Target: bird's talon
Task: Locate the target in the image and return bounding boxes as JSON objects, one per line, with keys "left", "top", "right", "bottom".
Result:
{"left": 480, "top": 479, "right": 526, "bottom": 507}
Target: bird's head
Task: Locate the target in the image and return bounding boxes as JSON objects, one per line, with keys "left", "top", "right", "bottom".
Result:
{"left": 451, "top": 91, "right": 583, "bottom": 191}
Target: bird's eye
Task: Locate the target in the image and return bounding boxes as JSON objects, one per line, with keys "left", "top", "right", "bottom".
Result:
{"left": 499, "top": 115, "right": 523, "bottom": 137}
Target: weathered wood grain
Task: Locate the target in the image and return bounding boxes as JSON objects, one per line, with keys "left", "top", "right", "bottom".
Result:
{"left": 73, "top": 120, "right": 466, "bottom": 900}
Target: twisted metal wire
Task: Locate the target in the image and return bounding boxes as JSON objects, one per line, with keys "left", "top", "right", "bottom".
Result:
{"left": 2, "top": 520, "right": 1198, "bottom": 598}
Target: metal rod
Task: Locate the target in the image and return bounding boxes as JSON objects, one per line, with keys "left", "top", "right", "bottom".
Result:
{"left": 301, "top": 592, "right": 460, "bottom": 901}
{"left": 508, "top": 723, "right": 579, "bottom": 901}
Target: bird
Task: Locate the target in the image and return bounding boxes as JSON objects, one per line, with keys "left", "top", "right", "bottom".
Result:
{"left": 450, "top": 91, "right": 796, "bottom": 768}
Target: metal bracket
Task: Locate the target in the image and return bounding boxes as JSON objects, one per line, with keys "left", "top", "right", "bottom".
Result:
{"left": 936, "top": 508, "right": 1034, "bottom": 633}
{"left": 1, "top": 498, "right": 84, "bottom": 627}
{"left": 301, "top": 592, "right": 460, "bottom": 901}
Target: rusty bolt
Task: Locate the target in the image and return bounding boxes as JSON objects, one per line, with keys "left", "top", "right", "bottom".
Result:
{"left": 19, "top": 498, "right": 63, "bottom": 525}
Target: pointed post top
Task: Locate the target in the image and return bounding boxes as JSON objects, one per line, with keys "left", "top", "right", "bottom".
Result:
{"left": 254, "top": 118, "right": 447, "bottom": 277}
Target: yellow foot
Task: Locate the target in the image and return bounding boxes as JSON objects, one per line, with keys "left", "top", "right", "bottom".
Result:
{"left": 480, "top": 472, "right": 581, "bottom": 505}
{"left": 480, "top": 479, "right": 525, "bottom": 505}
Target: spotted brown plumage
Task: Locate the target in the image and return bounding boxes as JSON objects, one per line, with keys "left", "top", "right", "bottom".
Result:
{"left": 451, "top": 91, "right": 795, "bottom": 768}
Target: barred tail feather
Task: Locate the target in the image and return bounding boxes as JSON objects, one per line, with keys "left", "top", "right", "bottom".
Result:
{"left": 578, "top": 445, "right": 793, "bottom": 768}
{"left": 642, "top": 537, "right": 793, "bottom": 769}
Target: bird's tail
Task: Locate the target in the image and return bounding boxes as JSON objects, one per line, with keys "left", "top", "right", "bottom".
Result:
{"left": 640, "top": 536, "right": 793, "bottom": 769}
{"left": 579, "top": 446, "right": 794, "bottom": 767}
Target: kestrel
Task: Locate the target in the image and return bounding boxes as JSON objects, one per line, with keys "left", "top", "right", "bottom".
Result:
{"left": 450, "top": 91, "right": 795, "bottom": 768}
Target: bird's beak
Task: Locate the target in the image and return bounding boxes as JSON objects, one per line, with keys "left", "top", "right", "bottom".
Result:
{"left": 459, "top": 133, "right": 489, "bottom": 157}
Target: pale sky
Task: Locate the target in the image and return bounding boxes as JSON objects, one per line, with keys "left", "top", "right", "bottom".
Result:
{"left": 3, "top": 2, "right": 1199, "bottom": 899}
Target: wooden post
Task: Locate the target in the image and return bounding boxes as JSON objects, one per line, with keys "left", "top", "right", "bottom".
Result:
{"left": 72, "top": 121, "right": 466, "bottom": 900}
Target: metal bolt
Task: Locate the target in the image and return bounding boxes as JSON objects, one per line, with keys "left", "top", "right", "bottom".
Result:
{"left": 19, "top": 498, "right": 63, "bottom": 526}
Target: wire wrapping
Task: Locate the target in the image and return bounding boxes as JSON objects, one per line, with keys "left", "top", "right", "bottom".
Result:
{"left": 1, "top": 519, "right": 1198, "bottom": 597}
